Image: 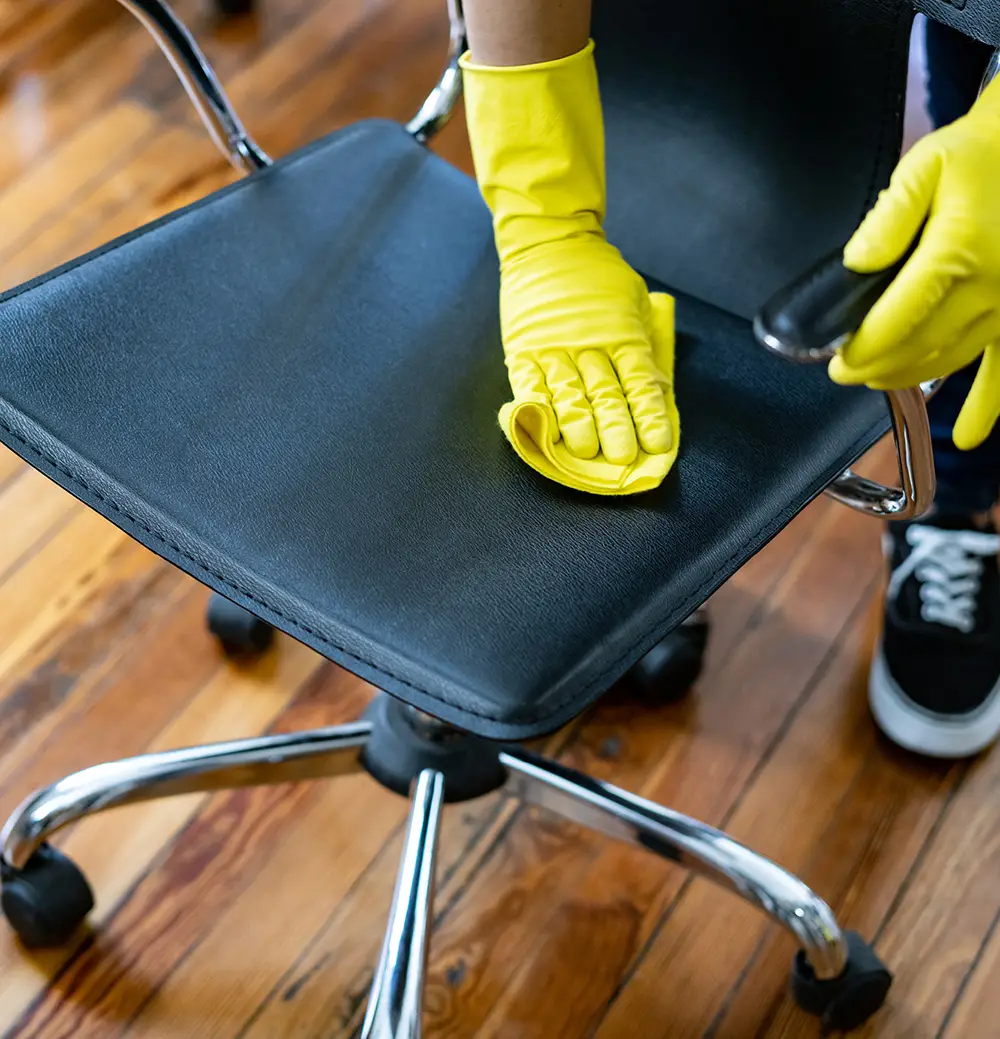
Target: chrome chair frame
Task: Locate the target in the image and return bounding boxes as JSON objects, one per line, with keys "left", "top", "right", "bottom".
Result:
{"left": 2, "top": 706, "right": 852, "bottom": 1039}
{"left": 7, "top": 1, "right": 990, "bottom": 1033}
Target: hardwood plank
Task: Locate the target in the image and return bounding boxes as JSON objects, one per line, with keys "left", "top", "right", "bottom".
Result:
{"left": 122, "top": 780, "right": 403, "bottom": 1039}
{"left": 0, "top": 102, "right": 156, "bottom": 277}
{"left": 0, "top": 11, "right": 152, "bottom": 193}
{"left": 201, "top": 0, "right": 385, "bottom": 115}
{"left": 124, "top": 0, "right": 321, "bottom": 114}
{"left": 243, "top": 791, "right": 583, "bottom": 1039}
{"left": 229, "top": 734, "right": 580, "bottom": 1038}
{"left": 0, "top": 0, "right": 125, "bottom": 90}
{"left": 2, "top": 126, "right": 220, "bottom": 286}
{"left": 939, "top": 917, "right": 1000, "bottom": 1039}
{"left": 0, "top": 0, "right": 96, "bottom": 68}
{"left": 844, "top": 747, "right": 1000, "bottom": 1038}
{"left": 0, "top": 558, "right": 191, "bottom": 808}
{"left": 0, "top": 471, "right": 77, "bottom": 581}
{"left": 6, "top": 670, "right": 354, "bottom": 1039}
{"left": 0, "top": 449, "right": 24, "bottom": 490}
{"left": 0, "top": 632, "right": 324, "bottom": 1032}
{"left": 0, "top": 510, "right": 129, "bottom": 683}
{"left": 2, "top": 0, "right": 450, "bottom": 284}
{"left": 717, "top": 754, "right": 958, "bottom": 1036}
{"left": 0, "top": 546, "right": 178, "bottom": 775}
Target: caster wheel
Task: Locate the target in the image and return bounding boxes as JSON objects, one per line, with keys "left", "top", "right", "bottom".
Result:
{"left": 791, "top": 931, "right": 892, "bottom": 1033}
{"left": 214, "top": 0, "right": 254, "bottom": 14}
{"left": 620, "top": 611, "right": 708, "bottom": 703}
{"left": 1, "top": 844, "right": 94, "bottom": 948}
{"left": 207, "top": 594, "right": 274, "bottom": 657}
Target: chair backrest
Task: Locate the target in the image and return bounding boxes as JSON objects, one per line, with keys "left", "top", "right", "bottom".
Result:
{"left": 594, "top": 0, "right": 997, "bottom": 321}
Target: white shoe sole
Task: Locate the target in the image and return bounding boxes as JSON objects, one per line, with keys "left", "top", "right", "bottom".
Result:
{"left": 869, "top": 648, "right": 1000, "bottom": 759}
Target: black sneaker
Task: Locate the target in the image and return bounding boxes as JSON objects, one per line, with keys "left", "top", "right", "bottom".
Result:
{"left": 870, "top": 514, "right": 1000, "bottom": 758}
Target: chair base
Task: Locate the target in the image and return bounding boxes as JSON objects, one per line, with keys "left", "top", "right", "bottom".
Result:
{"left": 0, "top": 694, "right": 891, "bottom": 1034}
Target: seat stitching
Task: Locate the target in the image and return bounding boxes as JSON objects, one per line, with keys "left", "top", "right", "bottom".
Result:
{"left": 0, "top": 413, "right": 884, "bottom": 728}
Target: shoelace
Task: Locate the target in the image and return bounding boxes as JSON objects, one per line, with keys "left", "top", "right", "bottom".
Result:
{"left": 888, "top": 525, "right": 1000, "bottom": 635}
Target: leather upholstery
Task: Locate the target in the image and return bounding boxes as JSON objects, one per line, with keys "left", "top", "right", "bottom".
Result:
{"left": 595, "top": 0, "right": 916, "bottom": 319}
{"left": 0, "top": 122, "right": 888, "bottom": 738}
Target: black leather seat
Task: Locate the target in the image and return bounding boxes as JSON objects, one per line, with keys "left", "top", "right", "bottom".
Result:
{"left": 0, "top": 1, "right": 995, "bottom": 1033}
{"left": 0, "top": 118, "right": 886, "bottom": 739}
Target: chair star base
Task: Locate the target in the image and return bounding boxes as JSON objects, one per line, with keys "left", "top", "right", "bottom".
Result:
{"left": 0, "top": 693, "right": 890, "bottom": 1033}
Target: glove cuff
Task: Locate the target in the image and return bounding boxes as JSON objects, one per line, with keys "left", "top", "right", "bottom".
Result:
{"left": 459, "top": 39, "right": 596, "bottom": 75}
{"left": 460, "top": 41, "right": 607, "bottom": 264}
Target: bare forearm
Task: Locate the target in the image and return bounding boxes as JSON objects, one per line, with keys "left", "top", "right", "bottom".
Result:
{"left": 464, "top": 0, "right": 591, "bottom": 65}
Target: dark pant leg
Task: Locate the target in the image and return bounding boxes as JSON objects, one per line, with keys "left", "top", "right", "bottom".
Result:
{"left": 927, "top": 370, "right": 1000, "bottom": 513}
{"left": 922, "top": 19, "right": 998, "bottom": 513}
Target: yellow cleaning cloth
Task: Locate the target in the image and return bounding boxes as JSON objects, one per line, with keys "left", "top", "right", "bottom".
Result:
{"left": 498, "top": 293, "right": 679, "bottom": 494}
{"left": 461, "top": 42, "right": 680, "bottom": 495}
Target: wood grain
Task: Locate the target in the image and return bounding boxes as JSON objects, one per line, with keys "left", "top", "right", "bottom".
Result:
{"left": 0, "top": 4, "right": 995, "bottom": 1039}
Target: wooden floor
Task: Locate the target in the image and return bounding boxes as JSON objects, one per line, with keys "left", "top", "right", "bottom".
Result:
{"left": 0, "top": 3, "right": 997, "bottom": 1037}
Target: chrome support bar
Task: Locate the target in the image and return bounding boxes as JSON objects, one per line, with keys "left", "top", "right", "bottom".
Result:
{"left": 500, "top": 749, "right": 849, "bottom": 981}
{"left": 758, "top": 54, "right": 998, "bottom": 521}
{"left": 116, "top": 0, "right": 270, "bottom": 171}
{"left": 1, "top": 721, "right": 372, "bottom": 870}
{"left": 118, "top": 0, "right": 473, "bottom": 163}
{"left": 406, "top": 0, "right": 466, "bottom": 143}
{"left": 822, "top": 50, "right": 999, "bottom": 520}
{"left": 362, "top": 770, "right": 444, "bottom": 1039}
{"left": 825, "top": 382, "right": 937, "bottom": 519}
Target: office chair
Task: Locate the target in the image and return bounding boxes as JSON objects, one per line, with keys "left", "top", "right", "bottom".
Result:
{"left": 0, "top": 0, "right": 997, "bottom": 1033}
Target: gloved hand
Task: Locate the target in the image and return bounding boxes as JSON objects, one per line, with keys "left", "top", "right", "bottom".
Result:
{"left": 829, "top": 75, "right": 1000, "bottom": 450}
{"left": 461, "top": 42, "right": 679, "bottom": 495}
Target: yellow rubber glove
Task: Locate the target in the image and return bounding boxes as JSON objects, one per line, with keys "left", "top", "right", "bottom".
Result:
{"left": 829, "top": 75, "right": 1000, "bottom": 450}
{"left": 461, "top": 42, "right": 679, "bottom": 495}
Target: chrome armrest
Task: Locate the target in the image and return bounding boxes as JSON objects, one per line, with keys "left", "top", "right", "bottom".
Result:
{"left": 406, "top": 0, "right": 467, "bottom": 143}
{"left": 754, "top": 259, "right": 938, "bottom": 521}
{"left": 754, "top": 46, "right": 999, "bottom": 522}
{"left": 119, "top": 0, "right": 465, "bottom": 168}
{"left": 821, "top": 383, "right": 938, "bottom": 519}
{"left": 117, "top": 0, "right": 269, "bottom": 171}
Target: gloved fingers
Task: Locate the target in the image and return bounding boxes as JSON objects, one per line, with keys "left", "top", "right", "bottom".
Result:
{"left": 844, "top": 138, "right": 943, "bottom": 273}
{"left": 537, "top": 351, "right": 600, "bottom": 459}
{"left": 507, "top": 356, "right": 559, "bottom": 443}
{"left": 611, "top": 345, "right": 672, "bottom": 455}
{"left": 834, "top": 229, "right": 957, "bottom": 377}
{"left": 577, "top": 349, "right": 639, "bottom": 465}
{"left": 900, "top": 283, "right": 994, "bottom": 362}
{"left": 507, "top": 354, "right": 551, "bottom": 402}
{"left": 830, "top": 284, "right": 991, "bottom": 386}
{"left": 859, "top": 336, "right": 987, "bottom": 391}
{"left": 954, "top": 341, "right": 1000, "bottom": 451}
{"left": 859, "top": 311, "right": 1000, "bottom": 390}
